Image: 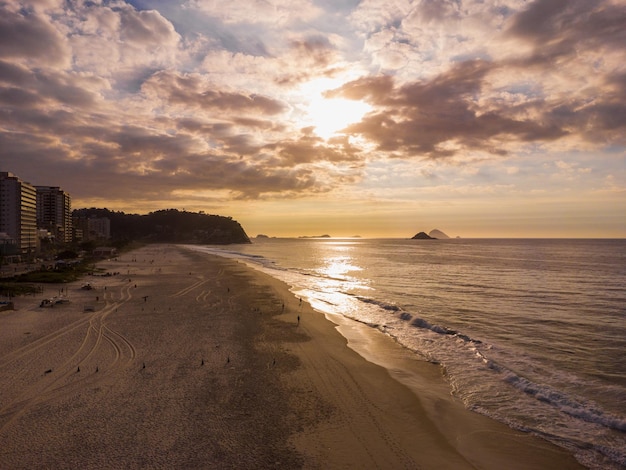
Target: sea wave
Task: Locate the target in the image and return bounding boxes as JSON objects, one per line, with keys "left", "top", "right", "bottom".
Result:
{"left": 499, "top": 370, "right": 626, "bottom": 432}
{"left": 355, "top": 295, "right": 482, "bottom": 344}
{"left": 355, "top": 296, "right": 400, "bottom": 311}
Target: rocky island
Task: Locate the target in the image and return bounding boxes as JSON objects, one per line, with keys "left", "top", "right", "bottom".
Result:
{"left": 411, "top": 232, "right": 435, "bottom": 239}
{"left": 428, "top": 229, "right": 450, "bottom": 239}
{"left": 411, "top": 229, "right": 451, "bottom": 240}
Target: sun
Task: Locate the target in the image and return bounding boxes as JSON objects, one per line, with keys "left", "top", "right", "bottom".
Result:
{"left": 295, "top": 76, "right": 373, "bottom": 140}
{"left": 306, "top": 97, "right": 371, "bottom": 140}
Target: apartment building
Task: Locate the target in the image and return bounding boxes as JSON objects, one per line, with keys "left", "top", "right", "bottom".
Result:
{"left": 36, "top": 185, "right": 72, "bottom": 244}
{"left": 0, "top": 172, "right": 38, "bottom": 256}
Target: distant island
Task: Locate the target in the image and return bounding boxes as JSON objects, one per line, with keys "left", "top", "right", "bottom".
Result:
{"left": 428, "top": 229, "right": 450, "bottom": 239}
{"left": 73, "top": 208, "right": 250, "bottom": 245}
{"left": 411, "top": 229, "right": 451, "bottom": 240}
{"left": 411, "top": 232, "right": 434, "bottom": 239}
{"left": 298, "top": 235, "right": 331, "bottom": 238}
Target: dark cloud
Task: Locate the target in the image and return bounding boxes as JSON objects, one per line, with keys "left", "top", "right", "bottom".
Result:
{"left": 395, "top": 60, "right": 491, "bottom": 108}
{"left": 233, "top": 117, "right": 285, "bottom": 131}
{"left": 496, "top": 0, "right": 626, "bottom": 146}
{"left": 290, "top": 37, "right": 336, "bottom": 68}
{"left": 0, "top": 5, "right": 69, "bottom": 66}
{"left": 267, "top": 132, "right": 364, "bottom": 166}
{"left": 0, "top": 87, "right": 39, "bottom": 107}
{"left": 506, "top": 0, "right": 626, "bottom": 65}
{"left": 275, "top": 37, "right": 342, "bottom": 86}
{"left": 0, "top": 116, "right": 328, "bottom": 202}
{"left": 113, "top": 127, "right": 195, "bottom": 160}
{"left": 112, "top": 151, "right": 323, "bottom": 201}
{"left": 143, "top": 71, "right": 286, "bottom": 114}
{"left": 219, "top": 134, "right": 260, "bottom": 156}
{"left": 544, "top": 70, "right": 626, "bottom": 145}
{"left": 506, "top": 0, "right": 574, "bottom": 41}
{"left": 0, "top": 60, "right": 33, "bottom": 85}
{"left": 37, "top": 71, "right": 100, "bottom": 108}
{"left": 0, "top": 59, "right": 100, "bottom": 110}
{"left": 176, "top": 118, "right": 230, "bottom": 135}
{"left": 335, "top": 61, "right": 566, "bottom": 158}
{"left": 324, "top": 75, "right": 394, "bottom": 102}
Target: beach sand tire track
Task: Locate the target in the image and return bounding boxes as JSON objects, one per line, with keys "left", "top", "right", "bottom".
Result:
{"left": 0, "top": 314, "right": 95, "bottom": 370}
{"left": 0, "top": 290, "right": 138, "bottom": 436}
{"left": 171, "top": 278, "right": 209, "bottom": 298}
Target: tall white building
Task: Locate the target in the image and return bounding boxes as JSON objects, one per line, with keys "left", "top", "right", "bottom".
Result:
{"left": 0, "top": 172, "right": 38, "bottom": 256}
{"left": 36, "top": 186, "right": 72, "bottom": 243}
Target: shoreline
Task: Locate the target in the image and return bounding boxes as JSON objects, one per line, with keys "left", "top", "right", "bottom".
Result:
{"left": 0, "top": 244, "right": 585, "bottom": 468}
{"left": 238, "top": 253, "right": 586, "bottom": 470}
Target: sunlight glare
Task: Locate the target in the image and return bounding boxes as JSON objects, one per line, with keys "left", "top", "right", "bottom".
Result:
{"left": 307, "top": 97, "right": 371, "bottom": 140}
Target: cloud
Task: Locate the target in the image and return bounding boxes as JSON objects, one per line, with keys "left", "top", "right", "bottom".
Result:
{"left": 506, "top": 0, "right": 625, "bottom": 51}
{"left": 0, "top": 3, "right": 70, "bottom": 67}
{"left": 0, "top": 0, "right": 624, "bottom": 222}
{"left": 120, "top": 8, "right": 179, "bottom": 46}
{"left": 330, "top": 0, "right": 626, "bottom": 158}
{"left": 334, "top": 61, "right": 566, "bottom": 158}
{"left": 186, "top": 0, "right": 322, "bottom": 26}
{"left": 289, "top": 37, "right": 338, "bottom": 70}
{"left": 501, "top": 0, "right": 625, "bottom": 88}
{"left": 142, "top": 70, "right": 287, "bottom": 116}
{"left": 0, "top": 60, "right": 105, "bottom": 116}
{"left": 265, "top": 131, "right": 364, "bottom": 166}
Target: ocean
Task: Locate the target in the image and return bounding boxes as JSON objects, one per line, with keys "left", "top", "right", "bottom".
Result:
{"left": 188, "top": 238, "right": 626, "bottom": 469}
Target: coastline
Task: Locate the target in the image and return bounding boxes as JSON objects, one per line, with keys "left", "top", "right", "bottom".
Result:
{"left": 0, "top": 244, "right": 584, "bottom": 468}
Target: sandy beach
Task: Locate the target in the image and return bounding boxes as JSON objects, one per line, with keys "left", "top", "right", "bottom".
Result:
{"left": 0, "top": 245, "right": 585, "bottom": 469}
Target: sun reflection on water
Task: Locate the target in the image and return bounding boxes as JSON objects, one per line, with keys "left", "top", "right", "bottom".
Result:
{"left": 314, "top": 241, "right": 363, "bottom": 281}
{"left": 306, "top": 241, "right": 372, "bottom": 316}
{"left": 319, "top": 256, "right": 361, "bottom": 280}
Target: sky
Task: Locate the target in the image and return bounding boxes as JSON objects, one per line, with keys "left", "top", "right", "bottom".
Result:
{"left": 1, "top": 0, "right": 624, "bottom": 238}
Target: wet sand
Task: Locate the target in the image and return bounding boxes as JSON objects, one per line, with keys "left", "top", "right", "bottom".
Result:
{"left": 0, "top": 245, "right": 584, "bottom": 469}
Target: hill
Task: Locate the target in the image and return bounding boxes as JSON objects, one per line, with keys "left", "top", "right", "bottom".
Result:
{"left": 73, "top": 208, "right": 250, "bottom": 244}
